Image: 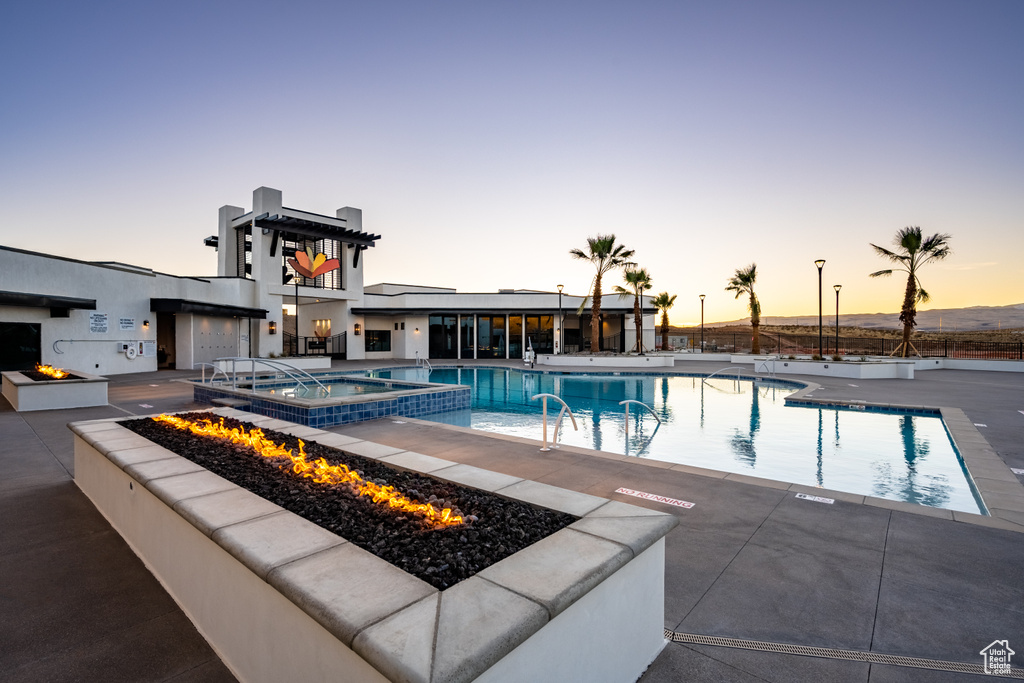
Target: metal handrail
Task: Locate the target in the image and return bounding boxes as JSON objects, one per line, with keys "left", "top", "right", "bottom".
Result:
{"left": 619, "top": 400, "right": 662, "bottom": 425}
{"left": 193, "top": 362, "right": 231, "bottom": 385}
{"left": 530, "top": 393, "right": 578, "bottom": 452}
{"left": 416, "top": 354, "right": 433, "bottom": 373}
{"left": 755, "top": 355, "right": 779, "bottom": 377}
{"left": 214, "top": 357, "right": 329, "bottom": 395}
{"left": 619, "top": 400, "right": 662, "bottom": 456}
{"left": 702, "top": 367, "right": 749, "bottom": 385}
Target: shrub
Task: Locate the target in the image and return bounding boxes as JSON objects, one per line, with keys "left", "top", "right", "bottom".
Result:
{"left": 831, "top": 354, "right": 843, "bottom": 361}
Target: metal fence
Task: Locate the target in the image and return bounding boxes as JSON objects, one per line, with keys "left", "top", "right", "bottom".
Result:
{"left": 692, "top": 332, "right": 1024, "bottom": 360}
{"left": 282, "top": 332, "right": 347, "bottom": 358}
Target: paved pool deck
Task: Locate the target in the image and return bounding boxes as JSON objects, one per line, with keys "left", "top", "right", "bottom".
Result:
{"left": 2, "top": 358, "right": 1022, "bottom": 682}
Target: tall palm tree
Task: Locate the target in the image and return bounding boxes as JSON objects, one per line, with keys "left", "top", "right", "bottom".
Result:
{"left": 869, "top": 227, "right": 952, "bottom": 357}
{"left": 570, "top": 235, "right": 635, "bottom": 353}
{"left": 725, "top": 263, "right": 761, "bottom": 354}
{"left": 614, "top": 267, "right": 652, "bottom": 354}
{"left": 651, "top": 292, "right": 677, "bottom": 351}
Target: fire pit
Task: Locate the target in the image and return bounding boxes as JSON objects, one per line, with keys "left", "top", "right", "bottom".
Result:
{"left": 72, "top": 409, "right": 678, "bottom": 683}
{"left": 2, "top": 366, "right": 108, "bottom": 411}
{"left": 119, "top": 412, "right": 576, "bottom": 589}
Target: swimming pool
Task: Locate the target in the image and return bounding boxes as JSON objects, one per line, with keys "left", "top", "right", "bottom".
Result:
{"left": 355, "top": 367, "right": 985, "bottom": 515}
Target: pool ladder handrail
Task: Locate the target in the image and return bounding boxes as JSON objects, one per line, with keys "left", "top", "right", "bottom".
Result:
{"left": 619, "top": 400, "right": 662, "bottom": 457}
{"left": 194, "top": 362, "right": 231, "bottom": 385}
{"left": 702, "top": 367, "right": 752, "bottom": 385}
{"left": 415, "top": 354, "right": 433, "bottom": 374}
{"left": 214, "top": 357, "right": 329, "bottom": 395}
{"left": 755, "top": 355, "right": 779, "bottom": 377}
{"left": 619, "top": 400, "right": 662, "bottom": 428}
{"left": 530, "top": 393, "right": 578, "bottom": 452}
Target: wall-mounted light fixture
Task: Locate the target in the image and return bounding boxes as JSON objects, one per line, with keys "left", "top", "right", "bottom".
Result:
{"left": 268, "top": 321, "right": 277, "bottom": 335}
{"left": 142, "top": 320, "right": 150, "bottom": 330}
{"left": 354, "top": 323, "right": 361, "bottom": 336}
{"left": 415, "top": 327, "right": 420, "bottom": 333}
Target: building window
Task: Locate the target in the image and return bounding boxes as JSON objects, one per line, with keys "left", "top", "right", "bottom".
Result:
{"left": 365, "top": 330, "right": 391, "bottom": 352}
{"left": 282, "top": 238, "right": 343, "bottom": 290}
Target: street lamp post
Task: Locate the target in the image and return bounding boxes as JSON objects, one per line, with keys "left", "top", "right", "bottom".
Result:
{"left": 814, "top": 259, "right": 825, "bottom": 357}
{"left": 557, "top": 284, "right": 564, "bottom": 354}
{"left": 699, "top": 294, "right": 705, "bottom": 353}
{"left": 834, "top": 284, "right": 842, "bottom": 355}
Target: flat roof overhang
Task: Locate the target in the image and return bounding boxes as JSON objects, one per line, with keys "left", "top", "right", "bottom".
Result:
{"left": 230, "top": 211, "right": 381, "bottom": 248}
{"left": 150, "top": 298, "right": 268, "bottom": 319}
{"left": 0, "top": 290, "right": 97, "bottom": 310}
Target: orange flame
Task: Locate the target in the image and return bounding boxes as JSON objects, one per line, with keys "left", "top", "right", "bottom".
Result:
{"left": 153, "top": 415, "right": 463, "bottom": 527}
{"left": 35, "top": 363, "right": 69, "bottom": 379}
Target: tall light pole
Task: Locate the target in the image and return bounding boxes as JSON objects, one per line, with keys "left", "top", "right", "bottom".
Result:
{"left": 557, "top": 284, "right": 564, "bottom": 354}
{"left": 814, "top": 260, "right": 825, "bottom": 357}
{"left": 699, "top": 294, "right": 705, "bottom": 353}
{"left": 834, "top": 284, "right": 842, "bottom": 355}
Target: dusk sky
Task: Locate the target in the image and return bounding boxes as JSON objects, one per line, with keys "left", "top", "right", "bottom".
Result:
{"left": 2, "top": 1, "right": 1021, "bottom": 325}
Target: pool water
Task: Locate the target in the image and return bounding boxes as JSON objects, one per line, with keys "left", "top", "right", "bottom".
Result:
{"left": 259, "top": 381, "right": 401, "bottom": 399}
{"left": 359, "top": 367, "right": 985, "bottom": 514}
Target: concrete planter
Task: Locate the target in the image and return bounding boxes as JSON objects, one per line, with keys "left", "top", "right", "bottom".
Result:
{"left": 740, "top": 357, "right": 916, "bottom": 379}
{"left": 537, "top": 354, "right": 674, "bottom": 368}
{"left": 71, "top": 411, "right": 676, "bottom": 683}
{"left": 2, "top": 370, "right": 109, "bottom": 411}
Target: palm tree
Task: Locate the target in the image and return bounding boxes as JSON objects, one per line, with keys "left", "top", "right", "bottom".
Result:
{"left": 614, "top": 267, "right": 652, "bottom": 354}
{"left": 651, "top": 292, "right": 677, "bottom": 351}
{"left": 725, "top": 263, "right": 761, "bottom": 354}
{"left": 570, "top": 235, "right": 635, "bottom": 353}
{"left": 869, "top": 227, "right": 952, "bottom": 357}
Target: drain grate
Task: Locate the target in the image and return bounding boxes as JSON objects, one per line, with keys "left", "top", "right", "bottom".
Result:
{"left": 664, "top": 630, "right": 1024, "bottom": 678}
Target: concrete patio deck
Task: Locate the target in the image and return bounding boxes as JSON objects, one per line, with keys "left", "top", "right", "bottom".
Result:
{"left": 1, "top": 359, "right": 1021, "bottom": 682}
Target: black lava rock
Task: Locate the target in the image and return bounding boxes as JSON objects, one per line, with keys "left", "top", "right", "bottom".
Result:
{"left": 121, "top": 412, "right": 576, "bottom": 589}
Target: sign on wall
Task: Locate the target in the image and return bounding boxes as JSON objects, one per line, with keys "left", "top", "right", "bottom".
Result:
{"left": 119, "top": 317, "right": 136, "bottom": 331}
{"left": 142, "top": 341, "right": 156, "bottom": 357}
{"left": 89, "top": 312, "right": 109, "bottom": 333}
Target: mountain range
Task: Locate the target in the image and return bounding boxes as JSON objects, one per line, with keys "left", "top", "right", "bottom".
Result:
{"left": 709, "top": 303, "right": 1024, "bottom": 332}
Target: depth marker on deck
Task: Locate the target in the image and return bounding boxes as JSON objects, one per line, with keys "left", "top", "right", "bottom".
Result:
{"left": 615, "top": 487, "right": 694, "bottom": 509}
{"left": 1011, "top": 468, "right": 1024, "bottom": 476}
{"left": 974, "top": 423, "right": 988, "bottom": 428}
{"left": 139, "top": 404, "right": 153, "bottom": 408}
{"left": 795, "top": 492, "right": 834, "bottom": 504}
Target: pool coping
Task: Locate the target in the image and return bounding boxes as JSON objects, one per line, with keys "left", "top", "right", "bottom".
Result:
{"left": 358, "top": 373, "right": 1024, "bottom": 533}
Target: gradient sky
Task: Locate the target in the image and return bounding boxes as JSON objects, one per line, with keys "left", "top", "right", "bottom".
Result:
{"left": 2, "top": 0, "right": 1021, "bottom": 325}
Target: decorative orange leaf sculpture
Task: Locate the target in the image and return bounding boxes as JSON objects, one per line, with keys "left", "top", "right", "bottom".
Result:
{"left": 288, "top": 247, "right": 340, "bottom": 279}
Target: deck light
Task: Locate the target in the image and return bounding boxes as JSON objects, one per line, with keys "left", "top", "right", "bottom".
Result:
{"left": 557, "top": 284, "right": 564, "bottom": 354}
{"left": 815, "top": 260, "right": 826, "bottom": 357}
{"left": 699, "top": 294, "right": 705, "bottom": 353}
{"left": 834, "top": 285, "right": 842, "bottom": 353}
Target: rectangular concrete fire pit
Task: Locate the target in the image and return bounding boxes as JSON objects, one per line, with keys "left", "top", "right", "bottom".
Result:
{"left": 2, "top": 369, "right": 108, "bottom": 411}
{"left": 70, "top": 409, "right": 677, "bottom": 683}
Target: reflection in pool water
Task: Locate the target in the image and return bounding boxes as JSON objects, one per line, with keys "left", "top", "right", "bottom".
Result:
{"left": 360, "top": 367, "right": 985, "bottom": 514}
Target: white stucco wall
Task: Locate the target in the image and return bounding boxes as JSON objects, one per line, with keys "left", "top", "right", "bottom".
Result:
{"left": 0, "top": 248, "right": 262, "bottom": 375}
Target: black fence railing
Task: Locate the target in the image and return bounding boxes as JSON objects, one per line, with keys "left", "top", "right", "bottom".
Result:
{"left": 282, "top": 332, "right": 347, "bottom": 358}
{"left": 691, "top": 332, "right": 1024, "bottom": 359}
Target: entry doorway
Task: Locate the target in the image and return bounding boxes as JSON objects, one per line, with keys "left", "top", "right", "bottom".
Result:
{"left": 0, "top": 322, "right": 40, "bottom": 371}
{"left": 157, "top": 312, "right": 176, "bottom": 369}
